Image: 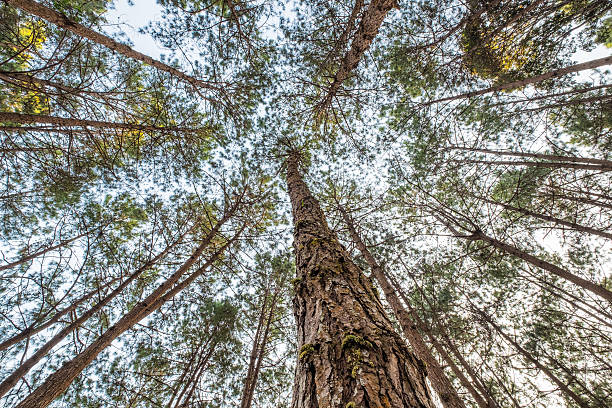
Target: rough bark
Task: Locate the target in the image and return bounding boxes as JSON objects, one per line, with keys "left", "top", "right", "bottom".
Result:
{"left": 13, "top": 210, "right": 242, "bottom": 408}
{"left": 425, "top": 56, "right": 612, "bottom": 105}
{"left": 287, "top": 153, "right": 433, "bottom": 408}
{"left": 338, "top": 205, "right": 466, "bottom": 408}
{"left": 318, "top": 0, "right": 398, "bottom": 112}
{"left": 6, "top": 0, "right": 224, "bottom": 97}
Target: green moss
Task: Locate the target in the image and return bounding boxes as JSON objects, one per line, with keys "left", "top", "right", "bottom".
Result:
{"left": 341, "top": 334, "right": 372, "bottom": 350}
{"left": 299, "top": 343, "right": 315, "bottom": 360}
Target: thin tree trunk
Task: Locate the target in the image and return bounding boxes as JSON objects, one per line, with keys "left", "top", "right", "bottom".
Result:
{"left": 425, "top": 56, "right": 612, "bottom": 105}
{"left": 176, "top": 341, "right": 217, "bottom": 408}
{"left": 318, "top": 0, "right": 398, "bottom": 112}
{"left": 0, "top": 229, "right": 91, "bottom": 272}
{"left": 387, "top": 274, "right": 496, "bottom": 408}
{"left": 478, "top": 196, "right": 612, "bottom": 240}
{"left": 13, "top": 209, "right": 243, "bottom": 408}
{"left": 286, "top": 153, "right": 433, "bottom": 408}
{"left": 540, "top": 190, "right": 612, "bottom": 211}
{"left": 240, "top": 288, "right": 269, "bottom": 408}
{"left": 449, "top": 146, "right": 612, "bottom": 167}
{"left": 242, "top": 288, "right": 278, "bottom": 408}
{"left": 166, "top": 339, "right": 205, "bottom": 408}
{"left": 475, "top": 308, "right": 592, "bottom": 408}
{"left": 439, "top": 335, "right": 499, "bottom": 408}
{"left": 0, "top": 275, "right": 121, "bottom": 351}
{"left": 454, "top": 158, "right": 612, "bottom": 171}
{"left": 6, "top": 0, "right": 224, "bottom": 96}
{"left": 338, "top": 205, "right": 467, "bottom": 408}
{"left": 469, "top": 230, "right": 612, "bottom": 302}
{"left": 0, "top": 226, "right": 193, "bottom": 398}
{"left": 0, "top": 112, "right": 207, "bottom": 133}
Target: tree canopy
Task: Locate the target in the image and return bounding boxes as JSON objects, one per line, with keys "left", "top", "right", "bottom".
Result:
{"left": 0, "top": 0, "right": 610, "bottom": 407}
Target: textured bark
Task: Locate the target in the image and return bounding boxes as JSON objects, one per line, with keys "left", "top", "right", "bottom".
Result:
{"left": 14, "top": 210, "right": 242, "bottom": 408}
{"left": 338, "top": 206, "right": 466, "bottom": 408}
{"left": 6, "top": 0, "right": 223, "bottom": 95}
{"left": 287, "top": 154, "right": 433, "bottom": 408}
{"left": 0, "top": 112, "right": 207, "bottom": 133}
{"left": 319, "top": 0, "right": 398, "bottom": 112}
{"left": 425, "top": 56, "right": 612, "bottom": 105}
{"left": 0, "top": 227, "right": 192, "bottom": 398}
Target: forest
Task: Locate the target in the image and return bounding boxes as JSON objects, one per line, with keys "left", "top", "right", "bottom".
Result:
{"left": 0, "top": 0, "right": 610, "bottom": 407}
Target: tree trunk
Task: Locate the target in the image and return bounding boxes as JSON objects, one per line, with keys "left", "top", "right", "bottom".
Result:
{"left": 0, "top": 226, "right": 193, "bottom": 398}
{"left": 0, "top": 275, "right": 121, "bottom": 352}
{"left": 470, "top": 230, "right": 612, "bottom": 303}
{"left": 286, "top": 153, "right": 433, "bottom": 408}
{"left": 318, "top": 0, "right": 398, "bottom": 112}
{"left": 449, "top": 146, "right": 612, "bottom": 167}
{"left": 425, "top": 56, "right": 612, "bottom": 105}
{"left": 338, "top": 205, "right": 466, "bottom": 408}
{"left": 478, "top": 196, "right": 612, "bottom": 240}
{"left": 0, "top": 228, "right": 91, "bottom": 272}
{"left": 475, "top": 308, "right": 592, "bottom": 408}
{"left": 387, "top": 274, "right": 496, "bottom": 408}
{"left": 6, "top": 0, "right": 224, "bottom": 96}
{"left": 0, "top": 112, "right": 207, "bottom": 133}
{"left": 13, "top": 208, "right": 243, "bottom": 408}
{"left": 454, "top": 159, "right": 612, "bottom": 172}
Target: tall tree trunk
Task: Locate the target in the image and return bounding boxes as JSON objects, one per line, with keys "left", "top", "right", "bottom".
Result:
{"left": 449, "top": 146, "right": 612, "bottom": 167}
{"left": 469, "top": 230, "right": 612, "bottom": 303}
{"left": 0, "top": 228, "right": 93, "bottom": 272}
{"left": 240, "top": 288, "right": 269, "bottom": 408}
{"left": 475, "top": 308, "right": 592, "bottom": 408}
{"left": 540, "top": 190, "right": 612, "bottom": 211}
{"left": 5, "top": 0, "right": 224, "bottom": 97}
{"left": 241, "top": 288, "right": 278, "bottom": 408}
{"left": 318, "top": 0, "right": 398, "bottom": 112}
{"left": 0, "top": 275, "right": 121, "bottom": 352}
{"left": 338, "top": 205, "right": 466, "bottom": 408}
{"left": 286, "top": 153, "right": 433, "bottom": 408}
{"left": 425, "top": 56, "right": 612, "bottom": 105}
{"left": 477, "top": 196, "right": 612, "bottom": 240}
{"left": 0, "top": 112, "right": 206, "bottom": 133}
{"left": 13, "top": 208, "right": 244, "bottom": 408}
{"left": 388, "top": 269, "right": 502, "bottom": 408}
{"left": 453, "top": 159, "right": 612, "bottom": 172}
{"left": 0, "top": 226, "right": 193, "bottom": 398}
{"left": 386, "top": 274, "right": 496, "bottom": 408}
